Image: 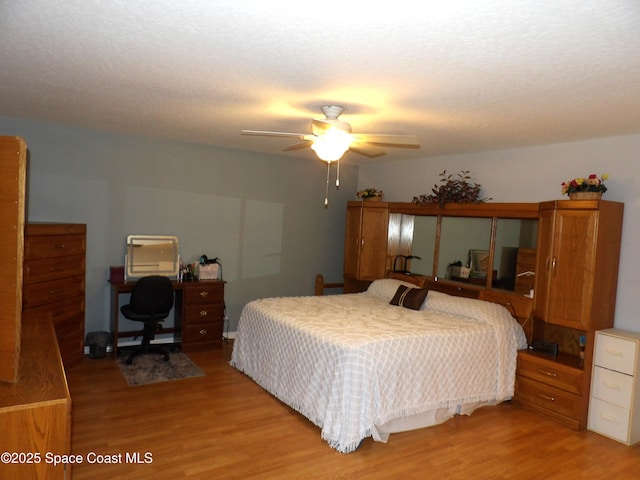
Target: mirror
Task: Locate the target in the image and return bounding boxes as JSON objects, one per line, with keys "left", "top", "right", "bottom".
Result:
{"left": 438, "top": 217, "right": 492, "bottom": 281}
{"left": 408, "top": 216, "right": 437, "bottom": 276}
{"left": 125, "top": 235, "right": 179, "bottom": 280}
{"left": 390, "top": 206, "right": 539, "bottom": 292}
{"left": 492, "top": 219, "right": 538, "bottom": 292}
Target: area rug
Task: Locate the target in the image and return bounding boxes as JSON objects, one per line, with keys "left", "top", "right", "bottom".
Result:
{"left": 116, "top": 351, "right": 205, "bottom": 386}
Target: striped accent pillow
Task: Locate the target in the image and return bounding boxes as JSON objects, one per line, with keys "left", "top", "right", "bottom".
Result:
{"left": 389, "top": 285, "right": 429, "bottom": 310}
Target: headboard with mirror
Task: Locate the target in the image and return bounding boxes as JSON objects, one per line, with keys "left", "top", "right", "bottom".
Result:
{"left": 385, "top": 202, "right": 540, "bottom": 340}
{"left": 387, "top": 202, "right": 539, "bottom": 294}
{"left": 125, "top": 234, "right": 179, "bottom": 280}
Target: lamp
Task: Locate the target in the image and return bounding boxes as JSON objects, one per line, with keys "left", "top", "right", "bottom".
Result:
{"left": 310, "top": 128, "right": 351, "bottom": 162}
{"left": 312, "top": 128, "right": 352, "bottom": 207}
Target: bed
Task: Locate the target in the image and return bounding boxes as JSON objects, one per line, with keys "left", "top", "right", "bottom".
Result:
{"left": 230, "top": 278, "right": 528, "bottom": 453}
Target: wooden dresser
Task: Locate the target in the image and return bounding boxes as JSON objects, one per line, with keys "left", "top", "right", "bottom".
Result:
{"left": 181, "top": 281, "right": 225, "bottom": 351}
{"left": 0, "top": 315, "right": 72, "bottom": 480}
{"left": 23, "top": 223, "right": 86, "bottom": 368}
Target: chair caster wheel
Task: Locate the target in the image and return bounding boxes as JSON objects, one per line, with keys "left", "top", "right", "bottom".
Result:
{"left": 163, "top": 354, "right": 169, "bottom": 361}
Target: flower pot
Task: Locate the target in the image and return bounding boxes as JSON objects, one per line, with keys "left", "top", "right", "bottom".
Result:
{"left": 569, "top": 192, "right": 602, "bottom": 200}
{"left": 363, "top": 196, "right": 382, "bottom": 202}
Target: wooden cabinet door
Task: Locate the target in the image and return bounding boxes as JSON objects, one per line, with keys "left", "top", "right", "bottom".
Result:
{"left": 343, "top": 203, "right": 363, "bottom": 279}
{"left": 343, "top": 202, "right": 389, "bottom": 281}
{"left": 359, "top": 205, "right": 389, "bottom": 280}
{"left": 533, "top": 207, "right": 555, "bottom": 322}
{"left": 535, "top": 207, "right": 597, "bottom": 330}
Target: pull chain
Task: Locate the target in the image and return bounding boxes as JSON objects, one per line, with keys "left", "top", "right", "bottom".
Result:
{"left": 324, "top": 161, "right": 331, "bottom": 207}
{"left": 323, "top": 158, "right": 341, "bottom": 208}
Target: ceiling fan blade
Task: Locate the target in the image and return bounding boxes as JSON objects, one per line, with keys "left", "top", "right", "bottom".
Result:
{"left": 241, "top": 130, "right": 308, "bottom": 139}
{"left": 352, "top": 133, "right": 420, "bottom": 147}
{"left": 348, "top": 143, "right": 387, "bottom": 158}
{"left": 282, "top": 140, "right": 313, "bottom": 151}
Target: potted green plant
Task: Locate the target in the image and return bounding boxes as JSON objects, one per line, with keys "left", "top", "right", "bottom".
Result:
{"left": 413, "top": 170, "right": 489, "bottom": 207}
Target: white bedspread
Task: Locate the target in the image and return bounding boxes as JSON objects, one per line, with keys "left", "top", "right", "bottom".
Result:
{"left": 230, "top": 285, "right": 527, "bottom": 453}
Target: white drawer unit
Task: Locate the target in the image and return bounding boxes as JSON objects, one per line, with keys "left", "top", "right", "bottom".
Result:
{"left": 588, "top": 328, "right": 640, "bottom": 445}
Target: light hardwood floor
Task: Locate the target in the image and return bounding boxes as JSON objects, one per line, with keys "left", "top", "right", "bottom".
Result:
{"left": 66, "top": 342, "right": 640, "bottom": 479}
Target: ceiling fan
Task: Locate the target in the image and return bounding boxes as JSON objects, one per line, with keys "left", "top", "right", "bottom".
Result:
{"left": 241, "top": 105, "right": 420, "bottom": 206}
{"left": 241, "top": 105, "right": 420, "bottom": 160}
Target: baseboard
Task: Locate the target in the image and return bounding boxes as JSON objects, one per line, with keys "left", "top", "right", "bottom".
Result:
{"left": 84, "top": 337, "right": 175, "bottom": 355}
{"left": 84, "top": 333, "right": 237, "bottom": 355}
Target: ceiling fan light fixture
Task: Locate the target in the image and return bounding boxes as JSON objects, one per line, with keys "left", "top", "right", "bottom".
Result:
{"left": 310, "top": 128, "right": 352, "bottom": 162}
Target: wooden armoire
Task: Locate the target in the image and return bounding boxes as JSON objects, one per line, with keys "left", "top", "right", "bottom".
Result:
{"left": 343, "top": 200, "right": 389, "bottom": 293}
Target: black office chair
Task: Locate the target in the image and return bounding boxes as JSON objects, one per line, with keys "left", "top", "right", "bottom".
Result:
{"left": 120, "top": 275, "right": 174, "bottom": 365}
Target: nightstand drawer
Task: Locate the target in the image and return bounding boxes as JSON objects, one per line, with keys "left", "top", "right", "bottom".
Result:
{"left": 588, "top": 397, "right": 631, "bottom": 443}
{"left": 595, "top": 334, "right": 637, "bottom": 375}
{"left": 517, "top": 351, "right": 583, "bottom": 395}
{"left": 516, "top": 375, "right": 581, "bottom": 419}
{"left": 591, "top": 366, "right": 633, "bottom": 408}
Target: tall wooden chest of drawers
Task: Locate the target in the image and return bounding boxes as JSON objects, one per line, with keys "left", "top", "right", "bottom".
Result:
{"left": 588, "top": 328, "right": 640, "bottom": 445}
{"left": 23, "top": 223, "right": 86, "bottom": 367}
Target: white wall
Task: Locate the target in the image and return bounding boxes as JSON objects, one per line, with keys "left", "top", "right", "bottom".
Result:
{"left": 358, "top": 134, "right": 640, "bottom": 332}
{"left": 1, "top": 116, "right": 357, "bottom": 334}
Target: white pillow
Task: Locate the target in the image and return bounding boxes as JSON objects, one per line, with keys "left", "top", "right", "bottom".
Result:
{"left": 423, "top": 290, "right": 485, "bottom": 318}
{"left": 366, "top": 278, "right": 417, "bottom": 302}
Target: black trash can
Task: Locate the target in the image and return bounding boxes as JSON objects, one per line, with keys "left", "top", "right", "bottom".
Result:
{"left": 85, "top": 331, "right": 111, "bottom": 359}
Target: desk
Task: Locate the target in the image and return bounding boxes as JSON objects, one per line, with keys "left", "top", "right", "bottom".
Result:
{"left": 110, "top": 279, "right": 225, "bottom": 357}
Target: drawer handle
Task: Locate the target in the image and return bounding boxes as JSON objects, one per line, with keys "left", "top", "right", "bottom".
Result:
{"left": 537, "top": 393, "right": 555, "bottom": 402}
{"left": 50, "top": 243, "right": 66, "bottom": 250}
{"left": 199, "top": 329, "right": 207, "bottom": 336}
{"left": 49, "top": 289, "right": 63, "bottom": 295}
{"left": 50, "top": 266, "right": 61, "bottom": 272}
{"left": 600, "top": 413, "right": 618, "bottom": 423}
{"left": 603, "top": 381, "right": 621, "bottom": 390}
{"left": 199, "top": 310, "right": 208, "bottom": 317}
{"left": 199, "top": 291, "right": 209, "bottom": 298}
{"left": 605, "top": 348, "right": 624, "bottom": 357}
{"left": 537, "top": 369, "right": 558, "bottom": 378}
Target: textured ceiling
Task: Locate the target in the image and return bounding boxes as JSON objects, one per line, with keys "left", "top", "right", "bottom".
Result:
{"left": 1, "top": 0, "right": 640, "bottom": 163}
